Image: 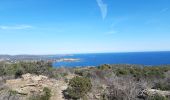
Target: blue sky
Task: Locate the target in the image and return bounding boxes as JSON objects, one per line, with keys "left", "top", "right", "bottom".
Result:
{"left": 0, "top": 0, "right": 170, "bottom": 54}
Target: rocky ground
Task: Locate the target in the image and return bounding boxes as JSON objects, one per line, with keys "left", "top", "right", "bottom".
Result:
{"left": 0, "top": 72, "right": 170, "bottom": 100}
{"left": 0, "top": 73, "right": 75, "bottom": 100}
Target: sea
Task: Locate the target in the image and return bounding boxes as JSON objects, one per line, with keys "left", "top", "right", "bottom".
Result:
{"left": 53, "top": 51, "right": 170, "bottom": 67}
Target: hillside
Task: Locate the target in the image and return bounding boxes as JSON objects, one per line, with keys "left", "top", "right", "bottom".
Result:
{"left": 0, "top": 61, "right": 170, "bottom": 100}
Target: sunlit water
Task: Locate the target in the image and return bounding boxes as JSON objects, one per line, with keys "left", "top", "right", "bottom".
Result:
{"left": 53, "top": 51, "right": 170, "bottom": 67}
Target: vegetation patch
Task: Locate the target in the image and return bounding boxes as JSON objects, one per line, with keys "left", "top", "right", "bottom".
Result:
{"left": 29, "top": 87, "right": 51, "bottom": 100}
{"left": 147, "top": 95, "right": 168, "bottom": 100}
{"left": 66, "top": 76, "right": 92, "bottom": 99}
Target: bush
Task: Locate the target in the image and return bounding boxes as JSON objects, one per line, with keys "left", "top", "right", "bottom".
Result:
{"left": 98, "top": 64, "right": 111, "bottom": 70}
{"left": 0, "top": 66, "right": 6, "bottom": 76}
{"left": 143, "top": 67, "right": 166, "bottom": 79}
{"left": 8, "top": 90, "right": 18, "bottom": 95}
{"left": 66, "top": 76, "right": 92, "bottom": 99}
{"left": 15, "top": 68, "right": 24, "bottom": 78}
{"left": 116, "top": 68, "right": 129, "bottom": 76}
{"left": 153, "top": 82, "right": 170, "bottom": 91}
{"left": 147, "top": 95, "right": 168, "bottom": 100}
{"left": 29, "top": 87, "right": 51, "bottom": 100}
{"left": 74, "top": 69, "right": 90, "bottom": 77}
{"left": 0, "top": 61, "right": 54, "bottom": 77}
{"left": 41, "top": 87, "right": 51, "bottom": 100}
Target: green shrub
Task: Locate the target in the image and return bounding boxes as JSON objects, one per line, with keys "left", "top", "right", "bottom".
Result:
{"left": 15, "top": 68, "right": 24, "bottom": 78}
{"left": 116, "top": 68, "right": 129, "bottom": 76}
{"left": 0, "top": 66, "right": 6, "bottom": 76}
{"left": 74, "top": 69, "right": 90, "bottom": 77}
{"left": 147, "top": 95, "right": 168, "bottom": 100}
{"left": 60, "top": 73, "right": 68, "bottom": 77}
{"left": 8, "top": 90, "right": 18, "bottom": 95}
{"left": 66, "top": 76, "right": 92, "bottom": 99}
{"left": 30, "top": 87, "right": 51, "bottom": 100}
{"left": 107, "top": 65, "right": 169, "bottom": 79}
{"left": 98, "top": 64, "right": 111, "bottom": 70}
{"left": 154, "top": 82, "right": 170, "bottom": 91}
{"left": 143, "top": 67, "right": 168, "bottom": 79}
{"left": 29, "top": 95, "right": 41, "bottom": 100}
{"left": 40, "top": 87, "right": 51, "bottom": 100}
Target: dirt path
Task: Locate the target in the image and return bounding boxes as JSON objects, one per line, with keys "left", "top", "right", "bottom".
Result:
{"left": 50, "top": 80, "right": 67, "bottom": 100}
{"left": 5, "top": 73, "right": 75, "bottom": 100}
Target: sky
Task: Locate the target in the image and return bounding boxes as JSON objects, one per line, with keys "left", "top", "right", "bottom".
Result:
{"left": 0, "top": 0, "right": 170, "bottom": 55}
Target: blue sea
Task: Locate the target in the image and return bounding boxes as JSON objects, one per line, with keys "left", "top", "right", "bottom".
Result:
{"left": 53, "top": 51, "right": 170, "bottom": 67}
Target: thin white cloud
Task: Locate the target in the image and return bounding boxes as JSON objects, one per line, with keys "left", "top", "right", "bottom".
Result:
{"left": 96, "top": 0, "right": 107, "bottom": 19}
{"left": 0, "top": 25, "right": 33, "bottom": 30}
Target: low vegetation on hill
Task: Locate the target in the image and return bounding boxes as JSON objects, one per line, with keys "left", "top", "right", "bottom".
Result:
{"left": 0, "top": 61, "right": 170, "bottom": 100}
{"left": 73, "top": 64, "right": 170, "bottom": 100}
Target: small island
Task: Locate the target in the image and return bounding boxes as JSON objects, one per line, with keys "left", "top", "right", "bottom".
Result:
{"left": 56, "top": 58, "right": 80, "bottom": 62}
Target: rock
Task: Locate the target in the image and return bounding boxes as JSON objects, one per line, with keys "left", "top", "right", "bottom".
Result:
{"left": 22, "top": 73, "right": 48, "bottom": 82}
{"left": 94, "top": 93, "right": 101, "bottom": 99}
{"left": 139, "top": 88, "right": 170, "bottom": 98}
{"left": 147, "top": 89, "right": 170, "bottom": 96}
{"left": 5, "top": 73, "right": 68, "bottom": 100}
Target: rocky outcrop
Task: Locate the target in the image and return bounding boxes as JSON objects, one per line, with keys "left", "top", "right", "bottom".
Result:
{"left": 139, "top": 88, "right": 170, "bottom": 98}
{"left": 146, "top": 89, "right": 170, "bottom": 96}
{"left": 4, "top": 73, "right": 68, "bottom": 100}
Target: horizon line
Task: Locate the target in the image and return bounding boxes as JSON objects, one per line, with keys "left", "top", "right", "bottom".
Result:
{"left": 0, "top": 50, "right": 170, "bottom": 56}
